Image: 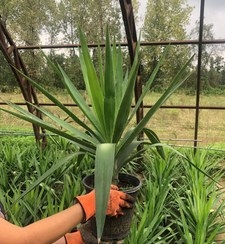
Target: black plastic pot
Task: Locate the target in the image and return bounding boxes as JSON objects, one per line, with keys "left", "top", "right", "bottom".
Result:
{"left": 82, "top": 173, "right": 142, "bottom": 241}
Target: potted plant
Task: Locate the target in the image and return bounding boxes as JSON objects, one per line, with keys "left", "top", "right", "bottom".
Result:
{"left": 0, "top": 29, "right": 193, "bottom": 242}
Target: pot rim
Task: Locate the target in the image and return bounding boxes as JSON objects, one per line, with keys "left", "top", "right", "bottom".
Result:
{"left": 82, "top": 172, "right": 142, "bottom": 194}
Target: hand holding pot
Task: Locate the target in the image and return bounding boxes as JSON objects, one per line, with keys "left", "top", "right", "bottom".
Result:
{"left": 75, "top": 185, "right": 134, "bottom": 222}
{"left": 106, "top": 185, "right": 134, "bottom": 216}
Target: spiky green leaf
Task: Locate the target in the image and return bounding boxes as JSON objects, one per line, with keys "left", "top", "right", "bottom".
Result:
{"left": 95, "top": 143, "right": 115, "bottom": 241}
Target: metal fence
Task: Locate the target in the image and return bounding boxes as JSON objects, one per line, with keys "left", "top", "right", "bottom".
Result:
{"left": 1, "top": 0, "right": 224, "bottom": 149}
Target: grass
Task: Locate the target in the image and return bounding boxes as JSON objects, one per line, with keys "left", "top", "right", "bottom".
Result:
{"left": 0, "top": 137, "right": 224, "bottom": 242}
{"left": 1, "top": 91, "right": 225, "bottom": 147}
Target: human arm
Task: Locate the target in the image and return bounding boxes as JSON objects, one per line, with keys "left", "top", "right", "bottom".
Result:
{"left": 0, "top": 187, "right": 134, "bottom": 244}
{"left": 63, "top": 186, "right": 134, "bottom": 244}
{"left": 0, "top": 203, "right": 83, "bottom": 244}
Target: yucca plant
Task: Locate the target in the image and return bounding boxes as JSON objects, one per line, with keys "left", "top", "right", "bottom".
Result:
{"left": 0, "top": 29, "right": 194, "bottom": 241}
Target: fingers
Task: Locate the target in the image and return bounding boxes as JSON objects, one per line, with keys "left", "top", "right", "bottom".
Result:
{"left": 110, "top": 185, "right": 135, "bottom": 204}
{"left": 107, "top": 189, "right": 135, "bottom": 217}
{"left": 119, "top": 199, "right": 133, "bottom": 208}
{"left": 120, "top": 193, "right": 135, "bottom": 203}
{"left": 116, "top": 209, "right": 124, "bottom": 216}
{"left": 110, "top": 184, "right": 119, "bottom": 190}
{"left": 110, "top": 209, "right": 124, "bottom": 217}
{"left": 119, "top": 193, "right": 134, "bottom": 209}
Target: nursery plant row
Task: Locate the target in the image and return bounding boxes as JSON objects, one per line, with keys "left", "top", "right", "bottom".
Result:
{"left": 0, "top": 137, "right": 224, "bottom": 243}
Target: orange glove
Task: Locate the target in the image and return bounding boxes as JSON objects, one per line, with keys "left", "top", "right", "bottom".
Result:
{"left": 64, "top": 230, "right": 84, "bottom": 244}
{"left": 75, "top": 190, "right": 95, "bottom": 222}
{"left": 106, "top": 185, "right": 134, "bottom": 216}
{"left": 75, "top": 185, "right": 134, "bottom": 222}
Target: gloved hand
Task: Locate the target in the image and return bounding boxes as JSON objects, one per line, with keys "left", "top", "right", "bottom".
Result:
{"left": 75, "top": 185, "right": 134, "bottom": 222}
{"left": 64, "top": 230, "right": 84, "bottom": 244}
{"left": 106, "top": 185, "right": 134, "bottom": 216}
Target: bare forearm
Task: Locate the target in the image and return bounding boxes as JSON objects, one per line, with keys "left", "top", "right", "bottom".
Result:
{"left": 0, "top": 186, "right": 133, "bottom": 243}
{"left": 0, "top": 203, "right": 84, "bottom": 244}
{"left": 24, "top": 203, "right": 83, "bottom": 244}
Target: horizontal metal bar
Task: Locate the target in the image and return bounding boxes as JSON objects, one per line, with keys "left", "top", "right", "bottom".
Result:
{"left": 169, "top": 144, "right": 225, "bottom": 152}
{"left": 1, "top": 102, "right": 225, "bottom": 110}
{"left": 16, "top": 39, "right": 225, "bottom": 50}
{"left": 0, "top": 130, "right": 55, "bottom": 137}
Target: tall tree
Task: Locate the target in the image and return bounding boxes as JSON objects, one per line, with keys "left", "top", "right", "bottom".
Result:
{"left": 190, "top": 22, "right": 225, "bottom": 92}
{"left": 56, "top": 0, "right": 123, "bottom": 89}
{"left": 0, "top": 0, "right": 59, "bottom": 85}
{"left": 58, "top": 0, "right": 122, "bottom": 43}
{"left": 0, "top": 0, "right": 14, "bottom": 25}
{"left": 132, "top": 0, "right": 140, "bottom": 26}
{"left": 42, "top": 1, "right": 61, "bottom": 45}
{"left": 190, "top": 22, "right": 220, "bottom": 71}
{"left": 142, "top": 0, "right": 193, "bottom": 90}
{"left": 0, "top": 0, "right": 123, "bottom": 90}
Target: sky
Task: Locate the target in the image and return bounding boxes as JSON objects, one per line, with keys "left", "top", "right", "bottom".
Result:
{"left": 138, "top": 0, "right": 225, "bottom": 39}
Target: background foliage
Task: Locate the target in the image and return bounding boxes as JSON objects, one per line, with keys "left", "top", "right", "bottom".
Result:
{"left": 0, "top": 137, "right": 224, "bottom": 242}
{"left": 0, "top": 0, "right": 225, "bottom": 94}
